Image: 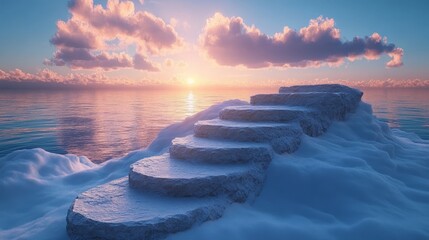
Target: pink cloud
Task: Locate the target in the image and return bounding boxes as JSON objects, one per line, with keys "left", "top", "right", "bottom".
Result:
{"left": 0, "top": 68, "right": 159, "bottom": 88}
{"left": 0, "top": 68, "right": 110, "bottom": 85}
{"left": 200, "top": 13, "right": 404, "bottom": 68}
{"left": 47, "top": 48, "right": 134, "bottom": 70}
{"left": 1, "top": 68, "right": 428, "bottom": 89}
{"left": 47, "top": 0, "right": 182, "bottom": 71}
{"left": 133, "top": 53, "right": 159, "bottom": 71}
{"left": 68, "top": 0, "right": 181, "bottom": 53}
{"left": 386, "top": 48, "right": 404, "bottom": 68}
{"left": 50, "top": 19, "right": 101, "bottom": 49}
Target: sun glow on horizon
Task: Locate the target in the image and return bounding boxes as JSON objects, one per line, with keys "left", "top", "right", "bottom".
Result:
{"left": 186, "top": 77, "right": 195, "bottom": 86}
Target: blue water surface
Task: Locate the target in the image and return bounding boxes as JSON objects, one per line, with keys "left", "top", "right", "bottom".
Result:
{"left": 0, "top": 88, "right": 428, "bottom": 162}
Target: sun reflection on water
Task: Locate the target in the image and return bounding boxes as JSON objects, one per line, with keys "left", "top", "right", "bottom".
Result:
{"left": 186, "top": 91, "right": 195, "bottom": 116}
{"left": 1, "top": 88, "right": 427, "bottom": 162}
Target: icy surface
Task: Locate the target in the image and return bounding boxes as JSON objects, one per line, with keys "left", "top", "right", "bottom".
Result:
{"left": 169, "top": 135, "right": 272, "bottom": 164}
{"left": 1, "top": 95, "right": 429, "bottom": 240}
{"left": 67, "top": 177, "right": 227, "bottom": 240}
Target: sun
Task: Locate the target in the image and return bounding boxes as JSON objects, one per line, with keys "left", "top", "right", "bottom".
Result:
{"left": 186, "top": 77, "right": 195, "bottom": 86}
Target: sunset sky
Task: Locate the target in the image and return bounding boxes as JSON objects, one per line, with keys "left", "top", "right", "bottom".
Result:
{"left": 1, "top": 0, "right": 428, "bottom": 88}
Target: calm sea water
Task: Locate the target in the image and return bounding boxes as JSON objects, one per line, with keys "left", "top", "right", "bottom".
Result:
{"left": 0, "top": 88, "right": 428, "bottom": 162}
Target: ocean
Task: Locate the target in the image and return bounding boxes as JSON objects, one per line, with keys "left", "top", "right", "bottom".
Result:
{"left": 0, "top": 88, "right": 428, "bottom": 162}
{"left": 1, "top": 87, "right": 429, "bottom": 240}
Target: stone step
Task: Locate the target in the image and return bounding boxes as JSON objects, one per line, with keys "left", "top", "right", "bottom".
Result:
{"left": 67, "top": 177, "right": 228, "bottom": 240}
{"left": 169, "top": 135, "right": 273, "bottom": 166}
{"left": 250, "top": 92, "right": 357, "bottom": 120}
{"left": 219, "top": 105, "right": 312, "bottom": 122}
{"left": 129, "top": 154, "right": 265, "bottom": 202}
{"left": 194, "top": 118, "right": 302, "bottom": 153}
{"left": 219, "top": 105, "right": 330, "bottom": 136}
{"left": 279, "top": 84, "right": 363, "bottom": 96}
{"left": 279, "top": 84, "right": 363, "bottom": 112}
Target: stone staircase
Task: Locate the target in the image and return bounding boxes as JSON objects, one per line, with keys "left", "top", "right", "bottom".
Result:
{"left": 66, "top": 84, "right": 363, "bottom": 240}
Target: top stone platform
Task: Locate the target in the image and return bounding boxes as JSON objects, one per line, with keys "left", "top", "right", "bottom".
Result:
{"left": 279, "top": 84, "right": 363, "bottom": 97}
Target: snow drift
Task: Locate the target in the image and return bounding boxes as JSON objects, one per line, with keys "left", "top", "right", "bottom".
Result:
{"left": 1, "top": 100, "right": 429, "bottom": 239}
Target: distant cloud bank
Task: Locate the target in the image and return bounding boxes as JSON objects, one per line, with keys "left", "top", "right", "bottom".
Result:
{"left": 0, "top": 68, "right": 151, "bottom": 89}
{"left": 200, "top": 13, "right": 404, "bottom": 68}
{"left": 1, "top": 68, "right": 428, "bottom": 89}
{"left": 46, "top": 0, "right": 182, "bottom": 71}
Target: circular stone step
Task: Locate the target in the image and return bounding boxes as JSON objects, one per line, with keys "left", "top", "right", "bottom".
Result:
{"left": 219, "top": 105, "right": 329, "bottom": 136}
{"left": 279, "top": 84, "right": 363, "bottom": 96}
{"left": 194, "top": 118, "right": 302, "bottom": 142}
{"left": 250, "top": 92, "right": 356, "bottom": 120}
{"left": 193, "top": 119, "right": 302, "bottom": 153}
{"left": 169, "top": 135, "right": 272, "bottom": 165}
{"left": 67, "top": 177, "right": 228, "bottom": 240}
{"left": 219, "top": 105, "right": 314, "bottom": 122}
{"left": 129, "top": 154, "right": 265, "bottom": 202}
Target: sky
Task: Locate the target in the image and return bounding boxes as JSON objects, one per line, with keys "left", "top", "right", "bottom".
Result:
{"left": 1, "top": 0, "right": 429, "bottom": 89}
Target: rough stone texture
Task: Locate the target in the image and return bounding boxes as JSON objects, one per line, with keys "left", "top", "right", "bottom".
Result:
{"left": 220, "top": 105, "right": 313, "bottom": 122}
{"left": 250, "top": 92, "right": 360, "bottom": 121}
{"left": 219, "top": 105, "right": 330, "bottom": 136}
{"left": 169, "top": 135, "right": 273, "bottom": 165}
{"left": 194, "top": 118, "right": 302, "bottom": 153}
{"left": 67, "top": 177, "right": 228, "bottom": 240}
{"left": 279, "top": 84, "right": 362, "bottom": 95}
{"left": 129, "top": 154, "right": 266, "bottom": 202}
{"left": 279, "top": 84, "right": 363, "bottom": 113}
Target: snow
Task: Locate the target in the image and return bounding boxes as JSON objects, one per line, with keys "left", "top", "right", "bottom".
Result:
{"left": 1, "top": 95, "right": 429, "bottom": 239}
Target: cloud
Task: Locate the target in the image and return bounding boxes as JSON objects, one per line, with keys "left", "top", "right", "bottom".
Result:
{"left": 133, "top": 53, "right": 159, "bottom": 71}
{"left": 386, "top": 48, "right": 404, "bottom": 68}
{"left": 68, "top": 0, "right": 181, "bottom": 53}
{"left": 200, "top": 13, "right": 403, "bottom": 68}
{"left": 0, "top": 68, "right": 114, "bottom": 86}
{"left": 0, "top": 68, "right": 164, "bottom": 89}
{"left": 47, "top": 0, "right": 182, "bottom": 71}
{"left": 163, "top": 58, "right": 187, "bottom": 68}
{"left": 2, "top": 68, "right": 428, "bottom": 89}
{"left": 47, "top": 48, "right": 135, "bottom": 70}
